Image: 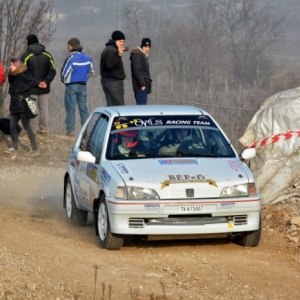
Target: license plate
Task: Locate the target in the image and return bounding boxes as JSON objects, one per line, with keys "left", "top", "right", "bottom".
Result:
{"left": 180, "top": 205, "right": 204, "bottom": 212}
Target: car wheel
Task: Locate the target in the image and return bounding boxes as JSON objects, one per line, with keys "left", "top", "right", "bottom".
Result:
{"left": 237, "top": 216, "right": 261, "bottom": 247}
{"left": 65, "top": 178, "right": 88, "bottom": 226}
{"left": 97, "top": 195, "right": 124, "bottom": 250}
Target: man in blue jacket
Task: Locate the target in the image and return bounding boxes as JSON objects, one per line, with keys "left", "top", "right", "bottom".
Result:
{"left": 61, "top": 37, "right": 94, "bottom": 136}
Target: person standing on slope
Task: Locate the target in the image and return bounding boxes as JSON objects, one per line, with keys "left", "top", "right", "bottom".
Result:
{"left": 61, "top": 37, "right": 94, "bottom": 136}
{"left": 130, "top": 38, "right": 152, "bottom": 105}
{"left": 21, "top": 34, "right": 56, "bottom": 135}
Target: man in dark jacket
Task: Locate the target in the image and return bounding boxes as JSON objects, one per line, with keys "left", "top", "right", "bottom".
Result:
{"left": 21, "top": 34, "right": 56, "bottom": 134}
{"left": 100, "top": 31, "right": 126, "bottom": 106}
{"left": 130, "top": 38, "right": 152, "bottom": 105}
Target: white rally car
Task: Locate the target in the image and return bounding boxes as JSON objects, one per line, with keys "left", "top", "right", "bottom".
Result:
{"left": 63, "top": 105, "right": 261, "bottom": 250}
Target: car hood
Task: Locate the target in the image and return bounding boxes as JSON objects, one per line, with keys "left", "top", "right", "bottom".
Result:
{"left": 110, "top": 157, "right": 252, "bottom": 199}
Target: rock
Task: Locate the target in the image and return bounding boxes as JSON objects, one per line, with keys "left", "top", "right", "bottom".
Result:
{"left": 266, "top": 214, "right": 273, "bottom": 220}
{"left": 26, "top": 282, "right": 37, "bottom": 291}
{"left": 145, "top": 273, "right": 163, "bottom": 278}
{"left": 288, "top": 236, "right": 299, "bottom": 243}
{"left": 291, "top": 216, "right": 300, "bottom": 226}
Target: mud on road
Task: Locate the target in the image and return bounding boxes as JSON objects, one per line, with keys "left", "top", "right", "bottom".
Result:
{"left": 0, "top": 133, "right": 299, "bottom": 299}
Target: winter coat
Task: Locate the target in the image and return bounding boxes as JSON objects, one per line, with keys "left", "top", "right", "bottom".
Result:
{"left": 21, "top": 43, "right": 56, "bottom": 94}
{"left": 8, "top": 65, "right": 39, "bottom": 115}
{"left": 0, "top": 60, "right": 5, "bottom": 84}
{"left": 61, "top": 45, "right": 94, "bottom": 85}
{"left": 100, "top": 39, "right": 126, "bottom": 80}
{"left": 130, "top": 47, "right": 152, "bottom": 93}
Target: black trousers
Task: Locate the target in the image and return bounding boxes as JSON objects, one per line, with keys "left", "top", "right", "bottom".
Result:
{"left": 10, "top": 113, "right": 38, "bottom": 150}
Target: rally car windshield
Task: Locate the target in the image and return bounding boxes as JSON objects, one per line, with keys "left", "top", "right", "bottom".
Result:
{"left": 106, "top": 115, "right": 236, "bottom": 159}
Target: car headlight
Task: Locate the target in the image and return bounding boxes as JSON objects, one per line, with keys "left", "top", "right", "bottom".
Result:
{"left": 115, "top": 186, "right": 160, "bottom": 200}
{"left": 220, "top": 183, "right": 257, "bottom": 197}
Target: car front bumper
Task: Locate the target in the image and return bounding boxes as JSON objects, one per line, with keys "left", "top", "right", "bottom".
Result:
{"left": 106, "top": 197, "right": 261, "bottom": 235}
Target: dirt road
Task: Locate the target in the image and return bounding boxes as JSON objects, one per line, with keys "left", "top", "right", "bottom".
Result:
{"left": 0, "top": 133, "right": 299, "bottom": 299}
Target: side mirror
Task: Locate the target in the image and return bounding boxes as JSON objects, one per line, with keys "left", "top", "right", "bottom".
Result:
{"left": 77, "top": 151, "right": 96, "bottom": 163}
{"left": 240, "top": 148, "right": 256, "bottom": 160}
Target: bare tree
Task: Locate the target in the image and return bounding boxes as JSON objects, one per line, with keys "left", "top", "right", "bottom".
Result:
{"left": 0, "top": 0, "right": 56, "bottom": 115}
{"left": 121, "top": 1, "right": 158, "bottom": 47}
{"left": 190, "top": 0, "right": 224, "bottom": 87}
{"left": 214, "top": 0, "right": 286, "bottom": 86}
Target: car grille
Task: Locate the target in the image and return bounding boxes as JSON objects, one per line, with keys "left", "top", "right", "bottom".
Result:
{"left": 128, "top": 215, "right": 248, "bottom": 228}
{"left": 128, "top": 218, "right": 145, "bottom": 228}
{"left": 233, "top": 215, "right": 248, "bottom": 225}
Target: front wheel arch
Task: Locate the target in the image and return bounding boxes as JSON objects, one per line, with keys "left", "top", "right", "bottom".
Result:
{"left": 237, "top": 215, "right": 262, "bottom": 247}
{"left": 95, "top": 194, "right": 124, "bottom": 250}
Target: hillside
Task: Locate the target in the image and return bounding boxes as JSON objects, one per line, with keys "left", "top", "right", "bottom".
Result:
{"left": 0, "top": 131, "right": 299, "bottom": 299}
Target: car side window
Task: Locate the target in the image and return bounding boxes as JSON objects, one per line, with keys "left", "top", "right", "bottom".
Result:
{"left": 88, "top": 115, "right": 108, "bottom": 161}
{"left": 79, "top": 112, "right": 101, "bottom": 151}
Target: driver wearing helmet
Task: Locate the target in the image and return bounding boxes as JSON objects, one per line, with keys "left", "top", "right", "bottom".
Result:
{"left": 114, "top": 130, "right": 146, "bottom": 157}
{"left": 159, "top": 128, "right": 189, "bottom": 156}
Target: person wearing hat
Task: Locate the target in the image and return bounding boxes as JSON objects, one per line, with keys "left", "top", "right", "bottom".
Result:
{"left": 130, "top": 38, "right": 152, "bottom": 105}
{"left": 61, "top": 37, "right": 94, "bottom": 136}
{"left": 100, "top": 30, "right": 127, "bottom": 106}
{"left": 21, "top": 34, "right": 56, "bottom": 135}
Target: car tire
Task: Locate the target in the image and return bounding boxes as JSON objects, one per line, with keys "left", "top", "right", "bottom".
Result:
{"left": 237, "top": 216, "right": 261, "bottom": 247}
{"left": 65, "top": 178, "right": 88, "bottom": 226}
{"left": 97, "top": 195, "right": 124, "bottom": 250}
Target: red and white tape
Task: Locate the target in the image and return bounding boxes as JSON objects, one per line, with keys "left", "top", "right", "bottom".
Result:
{"left": 245, "top": 130, "right": 300, "bottom": 149}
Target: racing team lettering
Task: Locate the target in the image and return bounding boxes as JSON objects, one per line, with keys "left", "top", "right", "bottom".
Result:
{"left": 165, "top": 120, "right": 210, "bottom": 125}
{"left": 112, "top": 115, "right": 216, "bottom": 130}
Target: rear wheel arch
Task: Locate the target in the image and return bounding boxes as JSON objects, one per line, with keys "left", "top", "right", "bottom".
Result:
{"left": 64, "top": 177, "right": 88, "bottom": 226}
{"left": 63, "top": 173, "right": 70, "bottom": 208}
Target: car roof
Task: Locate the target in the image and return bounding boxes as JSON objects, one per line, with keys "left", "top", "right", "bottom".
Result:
{"left": 93, "top": 105, "right": 209, "bottom": 117}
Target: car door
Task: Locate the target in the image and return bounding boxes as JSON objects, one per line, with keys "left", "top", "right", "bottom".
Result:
{"left": 72, "top": 112, "right": 101, "bottom": 211}
{"left": 78, "top": 113, "right": 109, "bottom": 211}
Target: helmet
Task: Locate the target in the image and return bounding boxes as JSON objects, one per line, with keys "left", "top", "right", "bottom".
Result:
{"left": 114, "top": 130, "right": 139, "bottom": 148}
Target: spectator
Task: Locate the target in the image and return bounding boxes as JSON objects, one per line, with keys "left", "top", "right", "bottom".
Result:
{"left": 5, "top": 59, "right": 40, "bottom": 156}
{"left": 130, "top": 38, "right": 152, "bottom": 105}
{"left": 100, "top": 30, "right": 126, "bottom": 106}
{"left": 21, "top": 34, "right": 56, "bottom": 135}
{"left": 0, "top": 60, "right": 5, "bottom": 84}
{"left": 61, "top": 37, "right": 94, "bottom": 136}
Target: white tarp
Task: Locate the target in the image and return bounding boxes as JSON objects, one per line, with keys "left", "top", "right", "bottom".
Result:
{"left": 239, "top": 87, "right": 300, "bottom": 204}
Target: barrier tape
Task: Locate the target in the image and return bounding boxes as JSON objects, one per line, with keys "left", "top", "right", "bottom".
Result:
{"left": 245, "top": 130, "right": 300, "bottom": 149}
